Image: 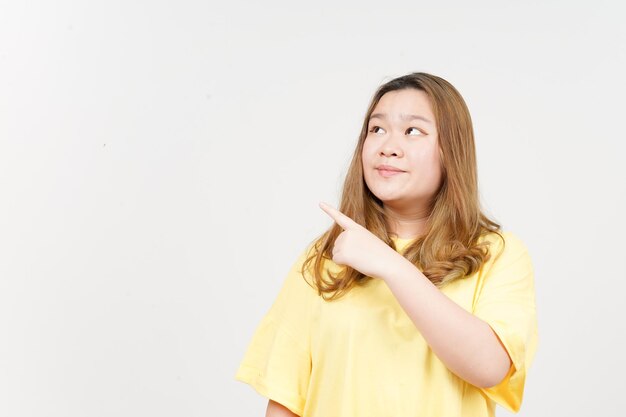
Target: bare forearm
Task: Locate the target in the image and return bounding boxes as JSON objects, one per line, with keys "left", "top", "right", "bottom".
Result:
{"left": 383, "top": 257, "right": 511, "bottom": 388}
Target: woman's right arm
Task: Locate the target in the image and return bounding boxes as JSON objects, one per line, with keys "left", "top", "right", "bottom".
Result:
{"left": 266, "top": 399, "right": 299, "bottom": 417}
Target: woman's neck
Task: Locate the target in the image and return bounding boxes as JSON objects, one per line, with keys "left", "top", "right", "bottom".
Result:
{"left": 383, "top": 204, "right": 430, "bottom": 239}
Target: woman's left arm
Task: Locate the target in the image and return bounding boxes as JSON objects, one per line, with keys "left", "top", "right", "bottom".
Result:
{"left": 318, "top": 201, "right": 511, "bottom": 388}
{"left": 383, "top": 257, "right": 511, "bottom": 388}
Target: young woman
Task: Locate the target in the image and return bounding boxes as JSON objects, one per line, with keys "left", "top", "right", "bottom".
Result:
{"left": 235, "top": 72, "right": 538, "bottom": 417}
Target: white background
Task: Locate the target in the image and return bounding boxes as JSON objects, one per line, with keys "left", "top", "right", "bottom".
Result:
{"left": 1, "top": 1, "right": 625, "bottom": 416}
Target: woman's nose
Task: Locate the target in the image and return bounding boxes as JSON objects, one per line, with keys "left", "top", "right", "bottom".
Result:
{"left": 379, "top": 135, "right": 403, "bottom": 157}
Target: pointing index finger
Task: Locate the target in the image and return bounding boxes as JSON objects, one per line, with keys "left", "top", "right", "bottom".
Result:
{"left": 319, "top": 201, "right": 355, "bottom": 230}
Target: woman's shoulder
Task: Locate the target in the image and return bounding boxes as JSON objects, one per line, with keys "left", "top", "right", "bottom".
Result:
{"left": 478, "top": 229, "right": 532, "bottom": 271}
{"left": 299, "top": 240, "right": 346, "bottom": 281}
{"left": 480, "top": 229, "right": 529, "bottom": 251}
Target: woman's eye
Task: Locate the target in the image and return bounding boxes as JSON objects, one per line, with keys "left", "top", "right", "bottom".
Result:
{"left": 368, "top": 126, "right": 424, "bottom": 136}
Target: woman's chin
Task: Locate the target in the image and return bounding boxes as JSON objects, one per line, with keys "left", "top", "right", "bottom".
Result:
{"left": 372, "top": 192, "right": 404, "bottom": 205}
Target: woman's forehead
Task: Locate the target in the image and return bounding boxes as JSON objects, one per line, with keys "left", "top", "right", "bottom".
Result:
{"left": 372, "top": 89, "right": 435, "bottom": 122}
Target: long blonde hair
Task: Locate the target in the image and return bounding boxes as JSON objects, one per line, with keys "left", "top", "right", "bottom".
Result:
{"left": 303, "top": 72, "right": 504, "bottom": 301}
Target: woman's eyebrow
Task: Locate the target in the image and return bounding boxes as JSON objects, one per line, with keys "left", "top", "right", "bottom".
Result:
{"left": 369, "top": 113, "right": 433, "bottom": 124}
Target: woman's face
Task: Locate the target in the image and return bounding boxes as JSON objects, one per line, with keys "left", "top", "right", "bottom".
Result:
{"left": 362, "top": 88, "right": 443, "bottom": 211}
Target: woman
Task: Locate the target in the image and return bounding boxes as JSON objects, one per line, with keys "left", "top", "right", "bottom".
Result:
{"left": 235, "top": 72, "right": 538, "bottom": 417}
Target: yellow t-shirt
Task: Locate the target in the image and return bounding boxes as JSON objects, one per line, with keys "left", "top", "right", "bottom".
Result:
{"left": 234, "top": 231, "right": 538, "bottom": 417}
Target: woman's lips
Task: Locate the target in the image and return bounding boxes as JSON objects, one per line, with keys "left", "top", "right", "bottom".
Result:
{"left": 377, "top": 168, "right": 405, "bottom": 177}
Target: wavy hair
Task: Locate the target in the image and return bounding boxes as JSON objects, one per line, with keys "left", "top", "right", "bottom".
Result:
{"left": 302, "top": 72, "right": 504, "bottom": 301}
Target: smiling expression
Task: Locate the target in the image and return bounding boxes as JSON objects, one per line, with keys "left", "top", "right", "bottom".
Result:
{"left": 361, "top": 88, "right": 443, "bottom": 209}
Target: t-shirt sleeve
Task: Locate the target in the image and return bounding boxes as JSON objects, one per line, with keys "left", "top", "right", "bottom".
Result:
{"left": 472, "top": 231, "right": 539, "bottom": 413}
{"left": 234, "top": 243, "right": 318, "bottom": 416}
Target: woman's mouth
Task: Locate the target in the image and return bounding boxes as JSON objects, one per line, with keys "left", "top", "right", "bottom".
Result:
{"left": 377, "top": 168, "right": 405, "bottom": 178}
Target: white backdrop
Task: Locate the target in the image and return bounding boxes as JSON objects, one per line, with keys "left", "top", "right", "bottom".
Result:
{"left": 1, "top": 1, "right": 625, "bottom": 416}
